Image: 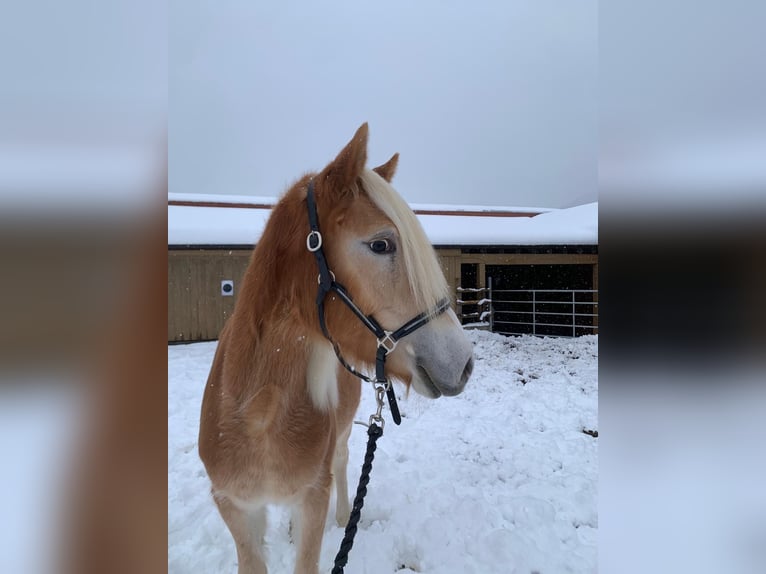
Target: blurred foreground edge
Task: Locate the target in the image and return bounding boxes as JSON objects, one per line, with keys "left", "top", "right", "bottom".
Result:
{"left": 57, "top": 186, "right": 168, "bottom": 574}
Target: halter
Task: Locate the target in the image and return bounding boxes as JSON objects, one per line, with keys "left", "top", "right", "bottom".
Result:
{"left": 305, "top": 180, "right": 450, "bottom": 425}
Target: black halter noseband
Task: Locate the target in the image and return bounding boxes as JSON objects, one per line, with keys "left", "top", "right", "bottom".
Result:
{"left": 305, "top": 181, "right": 449, "bottom": 425}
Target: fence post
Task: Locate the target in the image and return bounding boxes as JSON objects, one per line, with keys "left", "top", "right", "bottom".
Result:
{"left": 487, "top": 276, "right": 494, "bottom": 332}
{"left": 532, "top": 290, "right": 536, "bottom": 336}
{"left": 572, "top": 291, "right": 576, "bottom": 337}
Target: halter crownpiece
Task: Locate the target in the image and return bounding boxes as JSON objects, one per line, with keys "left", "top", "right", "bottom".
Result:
{"left": 305, "top": 180, "right": 449, "bottom": 425}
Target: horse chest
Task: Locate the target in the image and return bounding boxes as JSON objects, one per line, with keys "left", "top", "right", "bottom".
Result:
{"left": 243, "top": 419, "right": 335, "bottom": 499}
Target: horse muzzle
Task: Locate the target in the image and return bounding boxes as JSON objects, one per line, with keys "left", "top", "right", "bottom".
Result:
{"left": 412, "top": 352, "right": 474, "bottom": 398}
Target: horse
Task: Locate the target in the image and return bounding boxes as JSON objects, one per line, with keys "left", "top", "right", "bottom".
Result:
{"left": 198, "top": 123, "right": 474, "bottom": 574}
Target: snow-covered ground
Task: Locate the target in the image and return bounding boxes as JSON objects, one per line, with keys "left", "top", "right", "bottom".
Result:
{"left": 168, "top": 330, "right": 598, "bottom": 573}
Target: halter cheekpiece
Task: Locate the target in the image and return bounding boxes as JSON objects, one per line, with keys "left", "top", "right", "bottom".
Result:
{"left": 305, "top": 180, "right": 449, "bottom": 425}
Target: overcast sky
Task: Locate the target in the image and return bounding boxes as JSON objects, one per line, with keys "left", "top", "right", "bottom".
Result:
{"left": 170, "top": 1, "right": 596, "bottom": 208}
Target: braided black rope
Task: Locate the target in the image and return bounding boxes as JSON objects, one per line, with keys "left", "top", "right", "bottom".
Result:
{"left": 331, "top": 423, "right": 384, "bottom": 574}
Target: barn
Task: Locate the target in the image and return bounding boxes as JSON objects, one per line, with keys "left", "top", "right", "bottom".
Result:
{"left": 168, "top": 194, "right": 598, "bottom": 342}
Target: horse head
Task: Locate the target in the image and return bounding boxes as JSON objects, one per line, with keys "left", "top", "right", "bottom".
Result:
{"left": 309, "top": 123, "right": 474, "bottom": 398}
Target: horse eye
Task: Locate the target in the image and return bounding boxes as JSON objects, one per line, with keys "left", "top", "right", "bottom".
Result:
{"left": 369, "top": 239, "right": 394, "bottom": 254}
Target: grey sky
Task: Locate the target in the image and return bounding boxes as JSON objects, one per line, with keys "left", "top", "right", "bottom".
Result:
{"left": 170, "top": 1, "right": 596, "bottom": 208}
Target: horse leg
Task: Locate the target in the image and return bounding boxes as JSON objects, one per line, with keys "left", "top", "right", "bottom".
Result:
{"left": 333, "top": 424, "right": 352, "bottom": 527}
{"left": 293, "top": 478, "right": 332, "bottom": 574}
{"left": 214, "top": 494, "right": 268, "bottom": 574}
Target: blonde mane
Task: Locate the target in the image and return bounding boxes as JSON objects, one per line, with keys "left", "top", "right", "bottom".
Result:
{"left": 360, "top": 169, "right": 449, "bottom": 311}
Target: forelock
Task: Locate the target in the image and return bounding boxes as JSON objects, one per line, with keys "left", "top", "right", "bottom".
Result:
{"left": 359, "top": 169, "right": 448, "bottom": 310}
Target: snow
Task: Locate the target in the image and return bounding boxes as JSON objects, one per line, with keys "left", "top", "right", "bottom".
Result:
{"left": 167, "top": 200, "right": 597, "bottom": 247}
{"left": 417, "top": 203, "right": 597, "bottom": 246}
{"left": 168, "top": 330, "right": 598, "bottom": 573}
{"left": 168, "top": 205, "right": 271, "bottom": 246}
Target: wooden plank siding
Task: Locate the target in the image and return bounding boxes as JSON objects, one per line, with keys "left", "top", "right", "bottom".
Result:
{"left": 436, "top": 249, "right": 462, "bottom": 306}
{"left": 168, "top": 250, "right": 252, "bottom": 342}
{"left": 168, "top": 248, "right": 597, "bottom": 342}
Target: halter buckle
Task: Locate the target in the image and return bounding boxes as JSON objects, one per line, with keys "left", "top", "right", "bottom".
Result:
{"left": 317, "top": 270, "right": 336, "bottom": 285}
{"left": 306, "top": 230, "right": 322, "bottom": 252}
{"left": 377, "top": 332, "right": 398, "bottom": 354}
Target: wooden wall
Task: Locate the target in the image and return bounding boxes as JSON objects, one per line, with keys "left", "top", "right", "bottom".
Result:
{"left": 168, "top": 250, "right": 252, "bottom": 342}
{"left": 168, "top": 248, "right": 598, "bottom": 342}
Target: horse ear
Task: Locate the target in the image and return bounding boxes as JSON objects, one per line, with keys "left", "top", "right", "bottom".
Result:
{"left": 321, "top": 123, "right": 369, "bottom": 192}
{"left": 372, "top": 153, "right": 399, "bottom": 182}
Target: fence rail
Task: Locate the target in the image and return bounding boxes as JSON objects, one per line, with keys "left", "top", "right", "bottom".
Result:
{"left": 457, "top": 283, "right": 598, "bottom": 338}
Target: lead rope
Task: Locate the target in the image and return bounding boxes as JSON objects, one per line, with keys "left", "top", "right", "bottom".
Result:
{"left": 331, "top": 385, "right": 387, "bottom": 574}
{"left": 330, "top": 424, "right": 381, "bottom": 574}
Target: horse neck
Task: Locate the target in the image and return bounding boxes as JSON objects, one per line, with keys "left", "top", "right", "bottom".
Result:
{"left": 232, "top": 190, "right": 320, "bottom": 364}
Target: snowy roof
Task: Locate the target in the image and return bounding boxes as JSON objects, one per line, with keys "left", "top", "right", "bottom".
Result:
{"left": 168, "top": 194, "right": 597, "bottom": 247}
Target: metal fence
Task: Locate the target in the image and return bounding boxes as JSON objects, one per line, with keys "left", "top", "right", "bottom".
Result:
{"left": 456, "top": 285, "right": 494, "bottom": 330}
{"left": 457, "top": 279, "right": 598, "bottom": 338}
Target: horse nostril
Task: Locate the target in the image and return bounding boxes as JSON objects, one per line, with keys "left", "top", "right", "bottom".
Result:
{"left": 461, "top": 356, "right": 474, "bottom": 384}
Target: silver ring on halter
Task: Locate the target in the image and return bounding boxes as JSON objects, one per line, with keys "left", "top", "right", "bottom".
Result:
{"left": 306, "top": 230, "right": 322, "bottom": 252}
{"left": 377, "top": 332, "right": 398, "bottom": 353}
